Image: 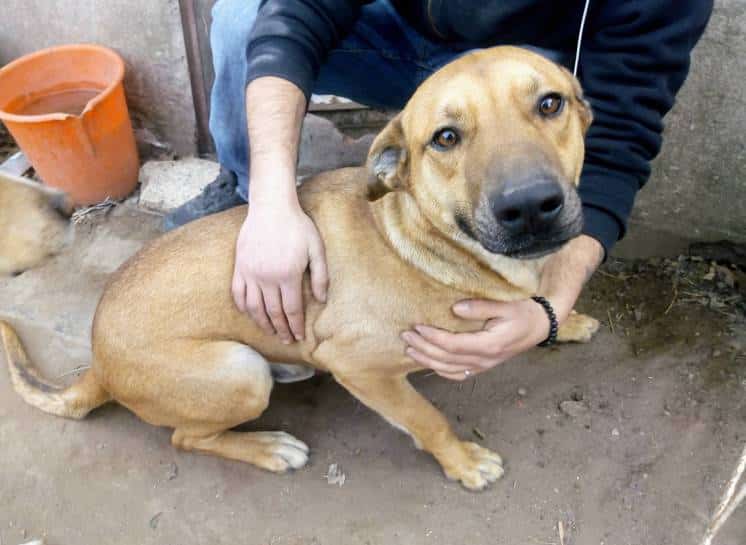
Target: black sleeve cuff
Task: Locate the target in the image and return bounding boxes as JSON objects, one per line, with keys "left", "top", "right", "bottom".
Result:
{"left": 246, "top": 37, "right": 317, "bottom": 103}
{"left": 581, "top": 205, "right": 621, "bottom": 260}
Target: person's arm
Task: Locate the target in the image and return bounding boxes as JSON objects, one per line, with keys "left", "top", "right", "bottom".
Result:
{"left": 246, "top": 1, "right": 366, "bottom": 103}
{"left": 401, "top": 235, "right": 602, "bottom": 381}
{"left": 577, "top": 0, "right": 713, "bottom": 253}
{"left": 232, "top": 1, "right": 367, "bottom": 340}
{"left": 232, "top": 77, "right": 328, "bottom": 344}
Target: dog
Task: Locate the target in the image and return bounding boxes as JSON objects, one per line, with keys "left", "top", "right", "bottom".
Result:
{"left": 1, "top": 47, "right": 599, "bottom": 491}
{"left": 0, "top": 170, "right": 70, "bottom": 276}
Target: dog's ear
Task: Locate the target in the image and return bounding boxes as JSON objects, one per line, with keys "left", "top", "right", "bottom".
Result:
{"left": 560, "top": 66, "right": 593, "bottom": 133}
{"left": 366, "top": 113, "right": 408, "bottom": 200}
{"left": 570, "top": 77, "right": 593, "bottom": 133}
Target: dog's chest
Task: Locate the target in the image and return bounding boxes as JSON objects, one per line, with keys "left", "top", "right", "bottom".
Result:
{"left": 312, "top": 230, "right": 480, "bottom": 370}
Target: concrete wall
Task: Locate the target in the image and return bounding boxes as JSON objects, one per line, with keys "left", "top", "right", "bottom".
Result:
{"left": 1, "top": 1, "right": 744, "bottom": 253}
{"left": 0, "top": 0, "right": 197, "bottom": 156}
{"left": 610, "top": 0, "right": 746, "bottom": 256}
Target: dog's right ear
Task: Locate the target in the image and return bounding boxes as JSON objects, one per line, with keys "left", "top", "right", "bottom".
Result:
{"left": 366, "top": 113, "right": 408, "bottom": 200}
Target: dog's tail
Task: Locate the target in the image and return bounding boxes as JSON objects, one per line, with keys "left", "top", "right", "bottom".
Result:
{"left": 1, "top": 321, "right": 110, "bottom": 419}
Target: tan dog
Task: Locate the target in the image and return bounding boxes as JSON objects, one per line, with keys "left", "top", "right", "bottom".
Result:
{"left": 0, "top": 171, "right": 70, "bottom": 275}
{"left": 1, "top": 47, "right": 599, "bottom": 491}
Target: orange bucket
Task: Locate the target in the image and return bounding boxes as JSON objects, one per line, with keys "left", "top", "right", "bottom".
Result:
{"left": 0, "top": 44, "right": 139, "bottom": 205}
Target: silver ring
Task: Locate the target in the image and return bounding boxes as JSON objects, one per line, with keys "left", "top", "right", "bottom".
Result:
{"left": 464, "top": 370, "right": 472, "bottom": 378}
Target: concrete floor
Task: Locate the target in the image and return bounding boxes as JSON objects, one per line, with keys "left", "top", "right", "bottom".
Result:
{"left": 1, "top": 203, "right": 745, "bottom": 545}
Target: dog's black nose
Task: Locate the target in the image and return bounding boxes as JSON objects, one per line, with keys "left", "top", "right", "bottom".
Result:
{"left": 492, "top": 179, "right": 564, "bottom": 235}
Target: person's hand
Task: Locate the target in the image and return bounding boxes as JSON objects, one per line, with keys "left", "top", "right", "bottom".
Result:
{"left": 402, "top": 235, "right": 604, "bottom": 381}
{"left": 401, "top": 298, "right": 551, "bottom": 381}
{"left": 232, "top": 195, "right": 328, "bottom": 343}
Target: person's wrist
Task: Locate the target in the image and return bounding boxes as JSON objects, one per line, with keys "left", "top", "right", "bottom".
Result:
{"left": 530, "top": 296, "right": 559, "bottom": 347}
{"left": 542, "top": 294, "right": 574, "bottom": 326}
{"left": 537, "top": 235, "right": 602, "bottom": 325}
{"left": 248, "top": 175, "right": 300, "bottom": 210}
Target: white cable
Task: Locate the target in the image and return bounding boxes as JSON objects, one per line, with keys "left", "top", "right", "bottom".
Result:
{"left": 701, "top": 443, "right": 746, "bottom": 545}
{"left": 573, "top": 0, "right": 591, "bottom": 77}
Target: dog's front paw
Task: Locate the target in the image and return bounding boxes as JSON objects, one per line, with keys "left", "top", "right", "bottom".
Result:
{"left": 441, "top": 441, "right": 504, "bottom": 490}
{"left": 557, "top": 311, "right": 599, "bottom": 343}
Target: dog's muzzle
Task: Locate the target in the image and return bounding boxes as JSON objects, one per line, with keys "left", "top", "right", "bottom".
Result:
{"left": 469, "top": 174, "right": 583, "bottom": 259}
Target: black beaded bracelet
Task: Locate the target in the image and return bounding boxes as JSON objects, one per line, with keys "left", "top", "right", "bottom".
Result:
{"left": 531, "top": 296, "right": 558, "bottom": 347}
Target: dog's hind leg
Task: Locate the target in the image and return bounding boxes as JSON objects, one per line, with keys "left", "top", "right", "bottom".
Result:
{"left": 171, "top": 430, "right": 309, "bottom": 473}
{"left": 110, "top": 339, "right": 308, "bottom": 473}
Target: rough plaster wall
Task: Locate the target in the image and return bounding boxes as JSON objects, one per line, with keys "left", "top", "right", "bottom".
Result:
{"left": 0, "top": 0, "right": 197, "bottom": 155}
{"left": 626, "top": 0, "right": 746, "bottom": 245}
{"left": 1, "top": 1, "right": 744, "bottom": 246}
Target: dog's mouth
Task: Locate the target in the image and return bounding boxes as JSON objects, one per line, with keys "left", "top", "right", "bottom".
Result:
{"left": 500, "top": 238, "right": 570, "bottom": 259}
{"left": 457, "top": 212, "right": 582, "bottom": 260}
{"left": 480, "top": 233, "right": 573, "bottom": 259}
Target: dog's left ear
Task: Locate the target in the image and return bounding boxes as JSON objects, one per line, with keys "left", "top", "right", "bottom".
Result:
{"left": 366, "top": 113, "right": 409, "bottom": 200}
{"left": 560, "top": 67, "right": 593, "bottom": 133}
{"left": 571, "top": 77, "right": 593, "bottom": 133}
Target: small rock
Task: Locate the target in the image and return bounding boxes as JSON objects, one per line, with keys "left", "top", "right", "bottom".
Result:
{"left": 19, "top": 541, "right": 44, "bottom": 545}
{"left": 611, "top": 428, "right": 620, "bottom": 437}
{"left": 517, "top": 387, "right": 528, "bottom": 397}
{"left": 166, "top": 462, "right": 178, "bottom": 480}
{"left": 139, "top": 157, "right": 220, "bottom": 213}
{"left": 149, "top": 512, "right": 163, "bottom": 529}
{"left": 559, "top": 400, "right": 590, "bottom": 418}
{"left": 325, "top": 463, "right": 346, "bottom": 487}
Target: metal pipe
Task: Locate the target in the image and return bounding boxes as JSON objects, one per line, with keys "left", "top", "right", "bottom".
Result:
{"left": 179, "top": 0, "right": 214, "bottom": 155}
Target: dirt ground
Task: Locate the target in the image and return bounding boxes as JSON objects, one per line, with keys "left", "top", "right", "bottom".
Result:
{"left": 1, "top": 202, "right": 745, "bottom": 545}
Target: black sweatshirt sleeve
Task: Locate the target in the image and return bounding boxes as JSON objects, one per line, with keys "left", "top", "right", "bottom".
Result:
{"left": 578, "top": 0, "right": 712, "bottom": 254}
{"left": 245, "top": 0, "right": 366, "bottom": 101}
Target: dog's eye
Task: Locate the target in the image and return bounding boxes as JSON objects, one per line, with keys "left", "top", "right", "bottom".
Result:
{"left": 538, "top": 93, "right": 564, "bottom": 117}
{"left": 432, "top": 128, "right": 460, "bottom": 150}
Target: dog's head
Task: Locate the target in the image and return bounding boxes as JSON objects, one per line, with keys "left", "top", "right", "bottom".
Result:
{"left": 367, "top": 46, "right": 592, "bottom": 260}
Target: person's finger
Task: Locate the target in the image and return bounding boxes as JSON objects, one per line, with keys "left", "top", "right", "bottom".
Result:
{"left": 281, "top": 280, "right": 305, "bottom": 341}
{"left": 405, "top": 347, "right": 472, "bottom": 374}
{"left": 245, "top": 282, "right": 275, "bottom": 336}
{"left": 308, "top": 235, "right": 329, "bottom": 303}
{"left": 262, "top": 286, "right": 293, "bottom": 342}
{"left": 452, "top": 299, "right": 509, "bottom": 321}
{"left": 231, "top": 271, "right": 247, "bottom": 312}
{"left": 401, "top": 331, "right": 484, "bottom": 365}
{"left": 413, "top": 325, "right": 497, "bottom": 357}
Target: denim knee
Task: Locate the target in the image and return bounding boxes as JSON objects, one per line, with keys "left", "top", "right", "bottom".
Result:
{"left": 210, "top": 0, "right": 262, "bottom": 72}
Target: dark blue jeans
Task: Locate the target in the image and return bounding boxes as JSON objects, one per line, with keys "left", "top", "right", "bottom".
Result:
{"left": 209, "top": 0, "right": 562, "bottom": 199}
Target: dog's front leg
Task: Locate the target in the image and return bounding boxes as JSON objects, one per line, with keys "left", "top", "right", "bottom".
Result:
{"left": 335, "top": 371, "right": 504, "bottom": 490}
